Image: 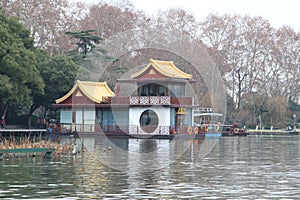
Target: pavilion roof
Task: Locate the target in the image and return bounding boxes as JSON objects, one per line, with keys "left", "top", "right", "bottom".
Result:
{"left": 131, "top": 59, "right": 193, "bottom": 80}
{"left": 55, "top": 80, "right": 115, "bottom": 104}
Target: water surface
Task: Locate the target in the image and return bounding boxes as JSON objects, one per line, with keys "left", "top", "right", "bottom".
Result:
{"left": 1, "top": 135, "right": 300, "bottom": 199}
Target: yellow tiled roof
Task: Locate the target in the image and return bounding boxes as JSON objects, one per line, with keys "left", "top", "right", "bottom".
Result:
{"left": 55, "top": 80, "right": 115, "bottom": 104}
{"left": 131, "top": 59, "right": 193, "bottom": 80}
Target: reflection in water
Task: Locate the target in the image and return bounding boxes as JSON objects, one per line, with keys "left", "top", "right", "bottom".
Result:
{"left": 138, "top": 139, "right": 158, "bottom": 153}
{"left": 1, "top": 136, "right": 300, "bottom": 198}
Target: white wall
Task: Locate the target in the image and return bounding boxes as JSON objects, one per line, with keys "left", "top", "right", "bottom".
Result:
{"left": 129, "top": 107, "right": 171, "bottom": 127}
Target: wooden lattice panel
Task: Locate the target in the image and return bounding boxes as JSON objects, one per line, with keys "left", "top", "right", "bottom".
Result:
{"left": 129, "top": 125, "right": 138, "bottom": 134}
{"left": 150, "top": 96, "right": 160, "bottom": 105}
{"left": 129, "top": 96, "right": 139, "bottom": 105}
{"left": 160, "top": 126, "right": 170, "bottom": 135}
{"left": 140, "top": 96, "right": 149, "bottom": 105}
{"left": 160, "top": 96, "right": 170, "bottom": 105}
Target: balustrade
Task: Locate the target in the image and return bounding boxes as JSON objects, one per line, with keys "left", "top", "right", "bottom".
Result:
{"left": 109, "top": 96, "right": 193, "bottom": 106}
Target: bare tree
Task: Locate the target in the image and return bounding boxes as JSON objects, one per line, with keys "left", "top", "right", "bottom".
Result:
{"left": 271, "top": 26, "right": 300, "bottom": 102}
{"left": 151, "top": 8, "right": 199, "bottom": 38}
{"left": 199, "top": 14, "right": 275, "bottom": 109}
{"left": 2, "top": 0, "right": 87, "bottom": 56}
{"left": 78, "top": 1, "right": 142, "bottom": 38}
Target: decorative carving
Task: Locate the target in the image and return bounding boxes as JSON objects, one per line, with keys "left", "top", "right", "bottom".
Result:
{"left": 75, "top": 91, "right": 82, "bottom": 97}
{"left": 129, "top": 125, "right": 138, "bottom": 134}
{"left": 149, "top": 69, "right": 156, "bottom": 74}
{"left": 140, "top": 96, "right": 149, "bottom": 105}
{"left": 130, "top": 96, "right": 139, "bottom": 104}
{"left": 160, "top": 126, "right": 170, "bottom": 135}
{"left": 160, "top": 96, "right": 170, "bottom": 105}
{"left": 150, "top": 96, "right": 160, "bottom": 105}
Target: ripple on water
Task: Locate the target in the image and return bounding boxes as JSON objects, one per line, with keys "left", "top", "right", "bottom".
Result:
{"left": 8, "top": 184, "right": 28, "bottom": 188}
{"left": 0, "top": 190, "right": 12, "bottom": 194}
{"left": 59, "top": 183, "right": 74, "bottom": 186}
{"left": 201, "top": 196, "right": 223, "bottom": 200}
{"left": 47, "top": 183, "right": 59, "bottom": 187}
{"left": 37, "top": 191, "right": 49, "bottom": 194}
{"left": 2, "top": 165, "right": 20, "bottom": 167}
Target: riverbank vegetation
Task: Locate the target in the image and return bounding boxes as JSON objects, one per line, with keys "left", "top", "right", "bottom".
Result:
{"left": 0, "top": 0, "right": 299, "bottom": 128}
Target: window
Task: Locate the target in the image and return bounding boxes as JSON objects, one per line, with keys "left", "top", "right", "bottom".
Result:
{"left": 84, "top": 110, "right": 95, "bottom": 124}
{"left": 139, "top": 109, "right": 159, "bottom": 133}
{"left": 139, "top": 84, "right": 168, "bottom": 96}
{"left": 60, "top": 110, "right": 72, "bottom": 124}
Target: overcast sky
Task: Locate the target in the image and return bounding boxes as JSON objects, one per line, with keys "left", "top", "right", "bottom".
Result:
{"left": 74, "top": 0, "right": 300, "bottom": 31}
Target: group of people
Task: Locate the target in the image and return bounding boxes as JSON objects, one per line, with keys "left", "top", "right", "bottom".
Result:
{"left": 0, "top": 116, "right": 49, "bottom": 129}
{"left": 37, "top": 117, "right": 47, "bottom": 129}
{"left": 0, "top": 115, "right": 55, "bottom": 130}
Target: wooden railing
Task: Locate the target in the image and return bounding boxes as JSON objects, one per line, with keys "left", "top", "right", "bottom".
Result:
{"left": 58, "top": 124, "right": 214, "bottom": 135}
{"left": 59, "top": 124, "right": 170, "bottom": 135}
{"left": 108, "top": 96, "right": 193, "bottom": 106}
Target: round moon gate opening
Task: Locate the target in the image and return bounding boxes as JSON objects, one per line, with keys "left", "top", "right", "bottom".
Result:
{"left": 139, "top": 109, "right": 159, "bottom": 133}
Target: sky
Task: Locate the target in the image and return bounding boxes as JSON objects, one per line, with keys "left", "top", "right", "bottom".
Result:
{"left": 76, "top": 0, "right": 300, "bottom": 31}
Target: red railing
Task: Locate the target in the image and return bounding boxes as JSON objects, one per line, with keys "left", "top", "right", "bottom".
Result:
{"left": 170, "top": 97, "right": 193, "bottom": 105}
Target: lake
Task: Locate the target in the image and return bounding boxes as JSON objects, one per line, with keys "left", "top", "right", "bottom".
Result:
{"left": 1, "top": 135, "right": 300, "bottom": 199}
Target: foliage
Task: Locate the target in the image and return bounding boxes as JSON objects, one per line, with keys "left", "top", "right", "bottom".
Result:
{"left": 65, "top": 30, "right": 102, "bottom": 57}
{"left": 34, "top": 51, "right": 78, "bottom": 110}
{"left": 289, "top": 99, "right": 300, "bottom": 124}
{"left": 65, "top": 29, "right": 118, "bottom": 82}
{"left": 0, "top": 8, "right": 44, "bottom": 119}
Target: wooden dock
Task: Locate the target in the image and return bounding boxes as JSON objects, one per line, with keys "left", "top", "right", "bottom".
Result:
{"left": 0, "top": 128, "right": 84, "bottom": 160}
{"left": 0, "top": 148, "right": 55, "bottom": 159}
{"left": 0, "top": 129, "right": 47, "bottom": 137}
{"left": 0, "top": 129, "right": 47, "bottom": 132}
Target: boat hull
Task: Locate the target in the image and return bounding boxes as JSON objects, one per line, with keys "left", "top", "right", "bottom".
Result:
{"left": 205, "top": 133, "right": 222, "bottom": 138}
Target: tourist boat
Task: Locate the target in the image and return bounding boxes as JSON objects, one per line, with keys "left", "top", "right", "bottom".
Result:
{"left": 221, "top": 125, "right": 248, "bottom": 136}
{"left": 52, "top": 59, "right": 222, "bottom": 138}
{"left": 193, "top": 108, "right": 223, "bottom": 137}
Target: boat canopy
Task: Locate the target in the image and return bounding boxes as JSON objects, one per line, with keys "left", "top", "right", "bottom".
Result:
{"left": 193, "top": 113, "right": 223, "bottom": 117}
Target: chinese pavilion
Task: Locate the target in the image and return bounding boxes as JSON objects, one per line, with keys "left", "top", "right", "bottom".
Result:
{"left": 53, "top": 59, "right": 196, "bottom": 135}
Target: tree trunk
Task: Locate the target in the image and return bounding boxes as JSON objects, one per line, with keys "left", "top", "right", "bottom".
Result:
{"left": 28, "top": 115, "right": 32, "bottom": 128}
{"left": 28, "top": 104, "right": 38, "bottom": 128}
{"left": 2, "top": 101, "right": 10, "bottom": 119}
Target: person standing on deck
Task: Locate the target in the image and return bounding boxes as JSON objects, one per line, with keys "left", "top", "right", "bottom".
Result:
{"left": 43, "top": 118, "right": 46, "bottom": 129}
{"left": 37, "top": 117, "right": 41, "bottom": 129}
{"left": 1, "top": 116, "right": 5, "bottom": 129}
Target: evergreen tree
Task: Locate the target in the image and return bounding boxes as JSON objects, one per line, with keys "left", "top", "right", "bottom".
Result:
{"left": 34, "top": 51, "right": 78, "bottom": 111}
{"left": 0, "top": 8, "right": 44, "bottom": 123}
{"left": 65, "top": 29, "right": 118, "bottom": 81}
{"left": 65, "top": 30, "right": 102, "bottom": 59}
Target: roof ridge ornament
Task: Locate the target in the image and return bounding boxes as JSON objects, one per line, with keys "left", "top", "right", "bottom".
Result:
{"left": 131, "top": 59, "right": 192, "bottom": 80}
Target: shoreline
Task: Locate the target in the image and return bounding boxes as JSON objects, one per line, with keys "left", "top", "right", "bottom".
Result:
{"left": 248, "top": 128, "right": 299, "bottom": 135}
